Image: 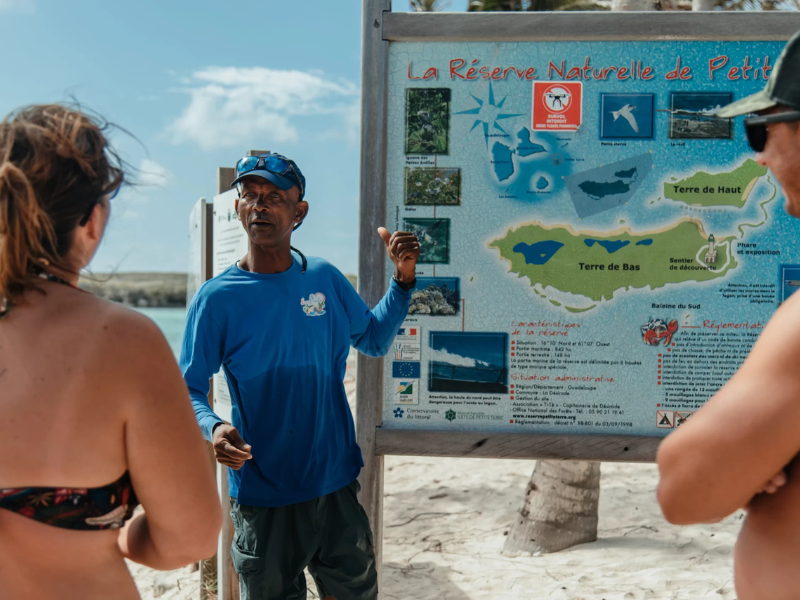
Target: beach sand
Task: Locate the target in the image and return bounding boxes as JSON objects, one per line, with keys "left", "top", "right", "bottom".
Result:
{"left": 130, "top": 361, "right": 741, "bottom": 600}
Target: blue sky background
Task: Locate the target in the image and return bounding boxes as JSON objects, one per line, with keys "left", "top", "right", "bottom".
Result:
{"left": 0, "top": 0, "right": 468, "bottom": 275}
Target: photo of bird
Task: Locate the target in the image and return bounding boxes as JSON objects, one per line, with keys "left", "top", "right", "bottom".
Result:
{"left": 611, "top": 104, "right": 639, "bottom": 133}
{"left": 600, "top": 94, "right": 654, "bottom": 140}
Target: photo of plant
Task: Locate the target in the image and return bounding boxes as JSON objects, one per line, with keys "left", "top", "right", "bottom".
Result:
{"left": 403, "top": 218, "right": 450, "bottom": 264}
{"left": 405, "top": 88, "right": 451, "bottom": 155}
{"left": 404, "top": 167, "right": 461, "bottom": 206}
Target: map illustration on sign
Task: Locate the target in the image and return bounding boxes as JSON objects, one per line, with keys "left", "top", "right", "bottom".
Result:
{"left": 565, "top": 153, "right": 654, "bottom": 218}
{"left": 386, "top": 39, "right": 791, "bottom": 437}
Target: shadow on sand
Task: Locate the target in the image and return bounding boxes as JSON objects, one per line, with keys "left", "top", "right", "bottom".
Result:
{"left": 383, "top": 561, "right": 470, "bottom": 600}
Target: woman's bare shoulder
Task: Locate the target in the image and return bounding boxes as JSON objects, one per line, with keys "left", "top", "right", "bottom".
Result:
{"left": 72, "top": 296, "right": 174, "bottom": 369}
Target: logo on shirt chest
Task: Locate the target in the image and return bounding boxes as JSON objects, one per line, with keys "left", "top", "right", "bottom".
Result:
{"left": 301, "top": 292, "right": 326, "bottom": 317}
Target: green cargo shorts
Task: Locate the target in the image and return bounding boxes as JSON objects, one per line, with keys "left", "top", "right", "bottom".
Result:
{"left": 229, "top": 479, "right": 378, "bottom": 600}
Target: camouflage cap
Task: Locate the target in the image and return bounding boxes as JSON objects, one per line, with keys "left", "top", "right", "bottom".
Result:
{"left": 717, "top": 29, "right": 800, "bottom": 118}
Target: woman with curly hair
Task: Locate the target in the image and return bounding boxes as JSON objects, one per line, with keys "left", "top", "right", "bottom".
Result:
{"left": 0, "top": 104, "right": 221, "bottom": 599}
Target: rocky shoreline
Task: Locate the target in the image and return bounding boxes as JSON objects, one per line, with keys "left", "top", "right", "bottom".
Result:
{"left": 79, "top": 272, "right": 359, "bottom": 308}
{"left": 79, "top": 272, "right": 188, "bottom": 308}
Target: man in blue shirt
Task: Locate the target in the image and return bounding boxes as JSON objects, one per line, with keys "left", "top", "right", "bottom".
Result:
{"left": 181, "top": 153, "right": 419, "bottom": 600}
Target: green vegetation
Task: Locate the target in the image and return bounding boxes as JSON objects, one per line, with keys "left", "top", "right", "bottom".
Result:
{"left": 490, "top": 220, "right": 737, "bottom": 303}
{"left": 664, "top": 159, "right": 768, "bottom": 207}
{"left": 405, "top": 89, "right": 450, "bottom": 155}
{"left": 405, "top": 167, "right": 461, "bottom": 206}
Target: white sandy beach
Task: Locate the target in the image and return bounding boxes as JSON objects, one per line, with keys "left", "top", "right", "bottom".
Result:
{"left": 130, "top": 362, "right": 741, "bottom": 600}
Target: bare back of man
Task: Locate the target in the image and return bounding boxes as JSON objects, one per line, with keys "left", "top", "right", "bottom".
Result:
{"left": 736, "top": 457, "right": 800, "bottom": 599}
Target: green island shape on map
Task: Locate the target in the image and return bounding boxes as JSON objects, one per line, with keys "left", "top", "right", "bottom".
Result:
{"left": 664, "top": 159, "right": 768, "bottom": 207}
{"left": 489, "top": 219, "right": 737, "bottom": 304}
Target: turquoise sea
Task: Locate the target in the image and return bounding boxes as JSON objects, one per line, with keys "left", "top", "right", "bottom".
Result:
{"left": 134, "top": 307, "right": 187, "bottom": 358}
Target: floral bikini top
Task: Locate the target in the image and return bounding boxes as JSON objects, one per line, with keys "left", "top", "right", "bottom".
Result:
{"left": 0, "top": 271, "right": 140, "bottom": 530}
{"left": 0, "top": 472, "right": 139, "bottom": 530}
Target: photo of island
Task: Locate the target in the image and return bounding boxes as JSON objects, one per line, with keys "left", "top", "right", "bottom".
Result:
{"left": 409, "top": 277, "right": 459, "bottom": 316}
{"left": 668, "top": 92, "right": 733, "bottom": 139}
{"left": 428, "top": 331, "right": 508, "bottom": 394}
{"left": 405, "top": 88, "right": 451, "bottom": 155}
{"left": 403, "top": 218, "right": 450, "bottom": 264}
{"left": 404, "top": 167, "right": 461, "bottom": 206}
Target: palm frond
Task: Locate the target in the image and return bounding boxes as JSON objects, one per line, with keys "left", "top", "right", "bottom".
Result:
{"left": 410, "top": 0, "right": 451, "bottom": 10}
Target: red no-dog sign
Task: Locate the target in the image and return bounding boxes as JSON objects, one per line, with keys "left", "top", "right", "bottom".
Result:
{"left": 532, "top": 81, "right": 583, "bottom": 131}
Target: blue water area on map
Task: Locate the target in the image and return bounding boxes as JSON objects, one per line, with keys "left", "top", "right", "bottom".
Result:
{"left": 516, "top": 129, "right": 546, "bottom": 158}
{"left": 566, "top": 153, "right": 654, "bottom": 218}
{"left": 513, "top": 241, "right": 564, "bottom": 264}
{"left": 536, "top": 176, "right": 549, "bottom": 190}
{"left": 584, "top": 239, "right": 630, "bottom": 254}
{"left": 492, "top": 142, "right": 515, "bottom": 181}
{"left": 636, "top": 239, "right": 654, "bottom": 246}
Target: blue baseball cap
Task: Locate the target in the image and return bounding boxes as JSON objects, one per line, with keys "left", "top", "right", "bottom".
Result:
{"left": 231, "top": 153, "right": 306, "bottom": 200}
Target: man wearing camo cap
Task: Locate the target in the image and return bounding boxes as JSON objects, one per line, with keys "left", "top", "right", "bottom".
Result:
{"left": 656, "top": 30, "right": 800, "bottom": 600}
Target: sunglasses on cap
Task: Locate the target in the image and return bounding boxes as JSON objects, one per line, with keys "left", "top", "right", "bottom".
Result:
{"left": 744, "top": 110, "right": 800, "bottom": 153}
{"left": 78, "top": 181, "right": 121, "bottom": 227}
{"left": 235, "top": 154, "right": 305, "bottom": 199}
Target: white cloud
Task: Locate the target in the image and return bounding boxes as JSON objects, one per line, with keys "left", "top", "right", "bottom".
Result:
{"left": 137, "top": 158, "right": 170, "bottom": 188}
{"left": 168, "top": 67, "right": 359, "bottom": 150}
{"left": 322, "top": 101, "right": 361, "bottom": 145}
{"left": 112, "top": 159, "right": 170, "bottom": 216}
{"left": 429, "top": 348, "right": 489, "bottom": 369}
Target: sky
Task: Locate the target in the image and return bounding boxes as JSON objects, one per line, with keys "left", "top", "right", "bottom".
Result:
{"left": 0, "top": 0, "right": 468, "bottom": 275}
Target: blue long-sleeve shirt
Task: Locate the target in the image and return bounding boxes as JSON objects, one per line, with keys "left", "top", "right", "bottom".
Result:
{"left": 180, "top": 255, "right": 411, "bottom": 507}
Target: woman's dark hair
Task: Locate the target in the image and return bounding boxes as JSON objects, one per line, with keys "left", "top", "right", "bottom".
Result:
{"left": 0, "top": 103, "right": 125, "bottom": 307}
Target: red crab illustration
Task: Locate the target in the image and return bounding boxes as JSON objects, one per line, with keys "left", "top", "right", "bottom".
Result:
{"left": 641, "top": 318, "right": 679, "bottom": 346}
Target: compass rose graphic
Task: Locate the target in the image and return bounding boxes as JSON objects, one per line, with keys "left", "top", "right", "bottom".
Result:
{"left": 455, "top": 83, "right": 524, "bottom": 148}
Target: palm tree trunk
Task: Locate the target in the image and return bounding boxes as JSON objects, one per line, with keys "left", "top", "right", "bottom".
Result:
{"left": 503, "top": 460, "right": 601, "bottom": 555}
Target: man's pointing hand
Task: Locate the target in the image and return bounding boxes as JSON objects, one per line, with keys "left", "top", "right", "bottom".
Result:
{"left": 212, "top": 424, "right": 253, "bottom": 470}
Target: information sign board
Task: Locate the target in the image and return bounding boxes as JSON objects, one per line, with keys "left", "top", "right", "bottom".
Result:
{"left": 381, "top": 33, "right": 795, "bottom": 440}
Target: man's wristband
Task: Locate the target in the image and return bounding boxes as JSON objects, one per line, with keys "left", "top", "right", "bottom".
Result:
{"left": 212, "top": 421, "right": 225, "bottom": 436}
{"left": 392, "top": 274, "right": 416, "bottom": 291}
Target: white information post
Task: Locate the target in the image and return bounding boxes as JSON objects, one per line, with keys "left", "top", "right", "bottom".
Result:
{"left": 211, "top": 188, "right": 249, "bottom": 424}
